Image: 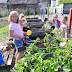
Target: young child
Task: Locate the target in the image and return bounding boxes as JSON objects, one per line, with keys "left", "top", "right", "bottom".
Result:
{"left": 22, "top": 18, "right": 27, "bottom": 27}
{"left": 19, "top": 13, "right": 27, "bottom": 25}
{"left": 59, "top": 16, "right": 68, "bottom": 39}
{"left": 52, "top": 14, "right": 61, "bottom": 30}
{"left": 19, "top": 18, "right": 27, "bottom": 45}
{"left": 9, "top": 11, "right": 24, "bottom": 68}
{"left": 19, "top": 13, "right": 24, "bottom": 20}
{"left": 44, "top": 18, "right": 48, "bottom": 24}
{"left": 19, "top": 19, "right": 23, "bottom": 29}
{"left": 44, "top": 18, "right": 51, "bottom": 29}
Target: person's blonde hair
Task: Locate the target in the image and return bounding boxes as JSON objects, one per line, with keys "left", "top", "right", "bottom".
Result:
{"left": 8, "top": 11, "right": 19, "bottom": 23}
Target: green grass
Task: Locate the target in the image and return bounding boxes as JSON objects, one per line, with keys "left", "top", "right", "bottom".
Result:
{"left": 0, "top": 25, "right": 9, "bottom": 42}
{"left": 0, "top": 16, "right": 8, "bottom": 19}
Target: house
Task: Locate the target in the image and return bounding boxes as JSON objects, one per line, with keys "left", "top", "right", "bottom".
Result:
{"left": 0, "top": 0, "right": 7, "bottom": 9}
{"left": 7, "top": 0, "right": 38, "bottom": 9}
{"left": 38, "top": 0, "right": 51, "bottom": 8}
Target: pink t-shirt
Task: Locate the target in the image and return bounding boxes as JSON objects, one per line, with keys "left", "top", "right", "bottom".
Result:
{"left": 9, "top": 22, "right": 24, "bottom": 40}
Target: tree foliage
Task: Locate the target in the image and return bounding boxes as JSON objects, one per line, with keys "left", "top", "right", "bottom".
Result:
{"left": 59, "top": 0, "right": 72, "bottom": 4}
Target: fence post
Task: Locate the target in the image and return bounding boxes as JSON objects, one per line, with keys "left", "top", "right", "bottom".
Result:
{"left": 34, "top": 9, "right": 35, "bottom": 18}
{"left": 55, "top": 8, "right": 56, "bottom": 14}
{"left": 47, "top": 7, "right": 49, "bottom": 18}
{"left": 43, "top": 8, "right": 44, "bottom": 20}
{"left": 39, "top": 8, "right": 40, "bottom": 16}
{"left": 69, "top": 8, "right": 72, "bottom": 34}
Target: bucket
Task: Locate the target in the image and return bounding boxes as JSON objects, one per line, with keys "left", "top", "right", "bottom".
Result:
{"left": 26, "top": 43, "right": 30, "bottom": 46}
{"left": 0, "top": 52, "right": 3, "bottom": 64}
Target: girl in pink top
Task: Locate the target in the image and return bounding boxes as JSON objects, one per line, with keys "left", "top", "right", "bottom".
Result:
{"left": 9, "top": 11, "right": 24, "bottom": 68}
{"left": 52, "top": 14, "right": 61, "bottom": 30}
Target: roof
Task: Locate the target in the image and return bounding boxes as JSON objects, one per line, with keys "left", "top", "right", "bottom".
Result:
{"left": 7, "top": 0, "right": 38, "bottom": 5}
{"left": 0, "top": 0, "right": 7, "bottom": 3}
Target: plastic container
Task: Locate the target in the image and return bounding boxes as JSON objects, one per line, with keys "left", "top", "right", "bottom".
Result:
{"left": 0, "top": 52, "right": 3, "bottom": 64}
{"left": 27, "top": 30, "right": 32, "bottom": 36}
{"left": 26, "top": 43, "right": 30, "bottom": 46}
{"left": 27, "top": 40, "right": 33, "bottom": 43}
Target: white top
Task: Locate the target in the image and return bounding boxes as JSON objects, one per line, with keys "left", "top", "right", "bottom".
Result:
{"left": 60, "top": 23, "right": 69, "bottom": 38}
{"left": 9, "top": 22, "right": 24, "bottom": 40}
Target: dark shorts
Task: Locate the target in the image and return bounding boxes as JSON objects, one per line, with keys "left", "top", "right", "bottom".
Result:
{"left": 14, "top": 39, "right": 23, "bottom": 53}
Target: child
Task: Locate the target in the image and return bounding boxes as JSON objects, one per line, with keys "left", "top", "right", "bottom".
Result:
{"left": 19, "top": 13, "right": 24, "bottom": 20}
{"left": 19, "top": 19, "right": 23, "bottom": 29}
{"left": 9, "top": 11, "right": 25, "bottom": 68}
{"left": 19, "top": 19, "right": 27, "bottom": 45}
{"left": 19, "top": 13, "right": 27, "bottom": 25}
{"left": 52, "top": 14, "right": 61, "bottom": 30}
{"left": 44, "top": 18, "right": 51, "bottom": 29}
{"left": 44, "top": 18, "right": 48, "bottom": 24}
{"left": 59, "top": 16, "right": 68, "bottom": 42}
{"left": 22, "top": 18, "right": 27, "bottom": 27}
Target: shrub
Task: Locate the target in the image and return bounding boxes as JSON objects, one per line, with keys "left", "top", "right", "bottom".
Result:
{"left": 11, "top": 31, "right": 72, "bottom": 72}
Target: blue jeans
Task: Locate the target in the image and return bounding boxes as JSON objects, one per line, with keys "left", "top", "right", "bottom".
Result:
{"left": 14, "top": 39, "right": 23, "bottom": 53}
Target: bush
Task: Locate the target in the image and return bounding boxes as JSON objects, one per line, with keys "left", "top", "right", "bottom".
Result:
{"left": 0, "top": 8, "right": 34, "bottom": 18}
{"left": 11, "top": 31, "right": 72, "bottom": 72}
{"left": 0, "top": 9, "right": 10, "bottom": 17}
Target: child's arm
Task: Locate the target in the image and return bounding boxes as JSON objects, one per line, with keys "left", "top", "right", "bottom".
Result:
{"left": 65, "top": 29, "right": 68, "bottom": 38}
{"left": 9, "top": 30, "right": 24, "bottom": 39}
{"left": 58, "top": 30, "right": 62, "bottom": 37}
{"left": 51, "top": 21, "right": 54, "bottom": 26}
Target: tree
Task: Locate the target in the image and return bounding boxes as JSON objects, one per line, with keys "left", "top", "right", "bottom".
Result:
{"left": 59, "top": 0, "right": 72, "bottom": 4}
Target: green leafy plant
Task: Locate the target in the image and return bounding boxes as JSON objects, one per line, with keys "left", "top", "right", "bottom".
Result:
{"left": 11, "top": 30, "right": 72, "bottom": 72}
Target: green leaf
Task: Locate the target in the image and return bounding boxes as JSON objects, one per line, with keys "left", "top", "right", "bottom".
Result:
{"left": 44, "top": 43, "right": 47, "bottom": 46}
{"left": 38, "top": 50, "right": 43, "bottom": 54}
{"left": 68, "top": 60, "right": 72, "bottom": 70}
{"left": 31, "top": 69, "right": 34, "bottom": 72}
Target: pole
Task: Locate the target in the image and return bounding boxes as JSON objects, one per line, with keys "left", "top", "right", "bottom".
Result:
{"left": 69, "top": 8, "right": 72, "bottom": 34}
{"left": 43, "top": 8, "right": 44, "bottom": 20}
{"left": 55, "top": 8, "right": 56, "bottom": 14}
{"left": 39, "top": 8, "right": 40, "bottom": 16}
{"left": 47, "top": 7, "right": 49, "bottom": 19}
{"left": 34, "top": 9, "right": 35, "bottom": 18}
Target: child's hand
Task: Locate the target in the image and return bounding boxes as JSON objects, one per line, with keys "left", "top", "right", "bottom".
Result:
{"left": 23, "top": 24, "right": 27, "bottom": 27}
{"left": 24, "top": 32, "right": 27, "bottom": 36}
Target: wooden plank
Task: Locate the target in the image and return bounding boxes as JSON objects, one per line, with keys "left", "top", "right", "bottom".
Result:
{"left": 0, "top": 46, "right": 5, "bottom": 52}
{"left": 0, "top": 51, "right": 9, "bottom": 66}
{"left": 0, "top": 47, "right": 15, "bottom": 67}
{"left": 0, "top": 46, "right": 7, "bottom": 66}
{"left": 7, "top": 49, "right": 15, "bottom": 65}
{"left": 7, "top": 54, "right": 13, "bottom": 65}
{"left": 0, "top": 46, "right": 7, "bottom": 53}
{"left": 3, "top": 51, "right": 9, "bottom": 63}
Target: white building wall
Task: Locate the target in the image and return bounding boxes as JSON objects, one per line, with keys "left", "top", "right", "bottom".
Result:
{"left": 51, "top": 0, "right": 56, "bottom": 7}
{"left": 56, "top": 0, "right": 60, "bottom": 5}
{"left": 49, "top": 4, "right": 64, "bottom": 14}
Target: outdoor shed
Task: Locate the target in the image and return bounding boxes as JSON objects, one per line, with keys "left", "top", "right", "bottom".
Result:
{"left": 7, "top": 0, "right": 39, "bottom": 9}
